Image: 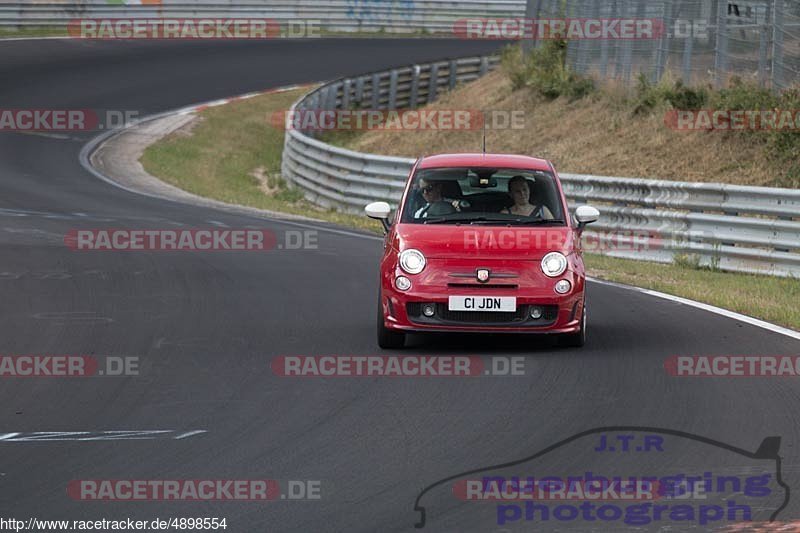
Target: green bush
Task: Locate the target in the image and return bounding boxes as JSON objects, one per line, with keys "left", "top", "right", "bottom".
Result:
{"left": 633, "top": 74, "right": 708, "bottom": 115}
{"left": 710, "top": 77, "right": 779, "bottom": 110}
{"left": 501, "top": 42, "right": 595, "bottom": 101}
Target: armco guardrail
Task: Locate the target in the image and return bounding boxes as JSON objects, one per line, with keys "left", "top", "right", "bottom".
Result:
{"left": 281, "top": 54, "right": 800, "bottom": 278}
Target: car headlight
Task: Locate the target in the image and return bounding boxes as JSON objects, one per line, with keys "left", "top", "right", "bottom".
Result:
{"left": 399, "top": 249, "right": 426, "bottom": 274}
{"left": 541, "top": 252, "right": 568, "bottom": 277}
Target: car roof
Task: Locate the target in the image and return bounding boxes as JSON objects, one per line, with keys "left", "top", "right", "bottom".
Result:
{"left": 417, "top": 153, "right": 552, "bottom": 172}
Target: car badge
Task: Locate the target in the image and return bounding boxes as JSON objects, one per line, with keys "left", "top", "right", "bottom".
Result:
{"left": 476, "top": 269, "right": 490, "bottom": 283}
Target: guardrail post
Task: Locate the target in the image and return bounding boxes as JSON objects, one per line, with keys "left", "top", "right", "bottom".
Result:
{"left": 371, "top": 73, "right": 381, "bottom": 109}
{"left": 388, "top": 69, "right": 398, "bottom": 109}
{"left": 428, "top": 63, "right": 439, "bottom": 103}
{"left": 341, "top": 79, "right": 351, "bottom": 110}
{"left": 325, "top": 84, "right": 338, "bottom": 110}
{"left": 479, "top": 56, "right": 489, "bottom": 77}
{"left": 409, "top": 65, "right": 421, "bottom": 109}
{"left": 448, "top": 59, "right": 458, "bottom": 90}
{"left": 355, "top": 77, "right": 365, "bottom": 106}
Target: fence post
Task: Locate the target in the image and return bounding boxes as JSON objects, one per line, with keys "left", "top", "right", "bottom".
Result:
{"left": 448, "top": 59, "right": 458, "bottom": 89}
{"left": 682, "top": 30, "right": 694, "bottom": 83}
{"left": 599, "top": 0, "right": 612, "bottom": 78}
{"left": 575, "top": 0, "right": 596, "bottom": 75}
{"left": 620, "top": 2, "right": 633, "bottom": 83}
{"left": 771, "top": 0, "right": 785, "bottom": 90}
{"left": 652, "top": 1, "right": 670, "bottom": 84}
{"left": 714, "top": 0, "right": 728, "bottom": 87}
{"left": 522, "top": 0, "right": 543, "bottom": 54}
{"left": 758, "top": 0, "right": 772, "bottom": 88}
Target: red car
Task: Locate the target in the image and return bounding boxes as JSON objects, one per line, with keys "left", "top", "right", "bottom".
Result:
{"left": 365, "top": 153, "right": 599, "bottom": 349}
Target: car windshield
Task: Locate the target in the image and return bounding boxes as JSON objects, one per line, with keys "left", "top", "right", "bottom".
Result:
{"left": 400, "top": 167, "right": 565, "bottom": 225}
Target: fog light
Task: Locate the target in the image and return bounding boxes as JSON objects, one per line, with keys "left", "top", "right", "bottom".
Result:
{"left": 555, "top": 279, "right": 571, "bottom": 294}
{"left": 530, "top": 306, "right": 543, "bottom": 319}
{"left": 422, "top": 303, "right": 435, "bottom": 317}
{"left": 395, "top": 276, "right": 411, "bottom": 291}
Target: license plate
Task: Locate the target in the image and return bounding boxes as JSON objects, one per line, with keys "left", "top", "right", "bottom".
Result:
{"left": 448, "top": 296, "right": 516, "bottom": 312}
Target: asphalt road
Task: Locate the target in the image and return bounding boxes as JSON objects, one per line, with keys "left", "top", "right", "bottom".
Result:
{"left": 0, "top": 38, "right": 799, "bottom": 532}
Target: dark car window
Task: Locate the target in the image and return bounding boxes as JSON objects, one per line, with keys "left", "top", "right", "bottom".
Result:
{"left": 401, "top": 167, "right": 564, "bottom": 225}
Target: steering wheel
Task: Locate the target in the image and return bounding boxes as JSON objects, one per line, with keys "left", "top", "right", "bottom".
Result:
{"left": 426, "top": 201, "right": 458, "bottom": 217}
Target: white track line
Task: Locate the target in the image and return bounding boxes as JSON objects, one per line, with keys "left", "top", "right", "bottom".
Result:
{"left": 588, "top": 277, "right": 800, "bottom": 341}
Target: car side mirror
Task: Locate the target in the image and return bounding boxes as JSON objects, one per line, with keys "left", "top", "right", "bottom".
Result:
{"left": 365, "top": 201, "right": 392, "bottom": 233}
{"left": 574, "top": 205, "right": 599, "bottom": 230}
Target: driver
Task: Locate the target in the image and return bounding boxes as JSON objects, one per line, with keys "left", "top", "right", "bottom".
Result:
{"left": 414, "top": 179, "right": 463, "bottom": 218}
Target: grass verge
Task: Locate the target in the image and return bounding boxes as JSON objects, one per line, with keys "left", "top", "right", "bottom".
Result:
{"left": 140, "top": 84, "right": 800, "bottom": 331}
{"left": 140, "top": 87, "right": 378, "bottom": 232}
{"left": 0, "top": 27, "right": 68, "bottom": 38}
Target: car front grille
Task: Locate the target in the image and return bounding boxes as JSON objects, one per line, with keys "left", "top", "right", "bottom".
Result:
{"left": 406, "top": 303, "right": 558, "bottom": 326}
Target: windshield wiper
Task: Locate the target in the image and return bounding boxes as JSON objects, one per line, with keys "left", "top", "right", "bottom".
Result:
{"left": 516, "top": 218, "right": 565, "bottom": 225}
{"left": 424, "top": 216, "right": 517, "bottom": 225}
{"left": 424, "top": 216, "right": 564, "bottom": 226}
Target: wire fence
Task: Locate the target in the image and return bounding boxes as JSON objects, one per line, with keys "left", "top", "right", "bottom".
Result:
{"left": 539, "top": 0, "right": 800, "bottom": 90}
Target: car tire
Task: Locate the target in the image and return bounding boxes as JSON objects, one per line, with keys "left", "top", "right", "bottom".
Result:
{"left": 559, "top": 306, "right": 586, "bottom": 348}
{"left": 377, "top": 295, "right": 405, "bottom": 349}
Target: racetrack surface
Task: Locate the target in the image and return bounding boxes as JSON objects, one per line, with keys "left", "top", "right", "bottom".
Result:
{"left": 1, "top": 38, "right": 799, "bottom": 532}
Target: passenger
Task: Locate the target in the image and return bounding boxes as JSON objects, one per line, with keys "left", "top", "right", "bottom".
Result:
{"left": 501, "top": 175, "right": 554, "bottom": 219}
